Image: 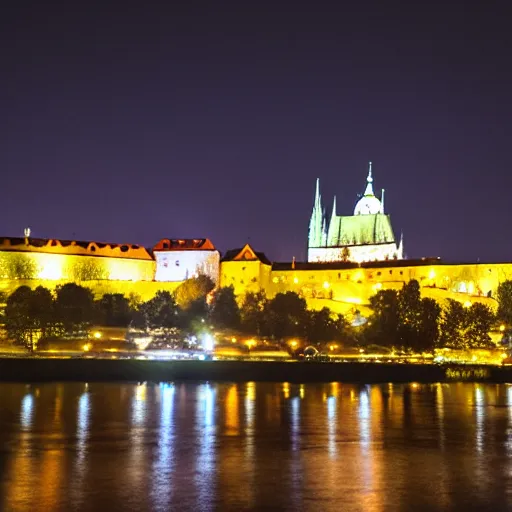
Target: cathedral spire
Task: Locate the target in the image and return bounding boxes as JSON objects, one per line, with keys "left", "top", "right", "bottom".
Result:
{"left": 308, "top": 178, "right": 324, "bottom": 249}
{"left": 380, "top": 188, "right": 385, "bottom": 214}
{"left": 364, "top": 161, "right": 374, "bottom": 196}
{"left": 330, "top": 195, "right": 337, "bottom": 221}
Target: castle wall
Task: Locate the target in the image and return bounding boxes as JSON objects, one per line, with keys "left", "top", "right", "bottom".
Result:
{"left": 308, "top": 243, "right": 400, "bottom": 264}
{"left": 0, "top": 250, "right": 155, "bottom": 282}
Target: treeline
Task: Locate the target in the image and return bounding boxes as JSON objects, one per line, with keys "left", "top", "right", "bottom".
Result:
{"left": 2, "top": 276, "right": 511, "bottom": 354}
{"left": 362, "top": 280, "right": 497, "bottom": 353}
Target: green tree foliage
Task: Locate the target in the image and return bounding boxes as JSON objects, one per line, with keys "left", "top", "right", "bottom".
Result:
{"left": 263, "top": 292, "right": 308, "bottom": 340}
{"left": 497, "top": 280, "right": 512, "bottom": 326}
{"left": 240, "top": 291, "right": 268, "bottom": 336}
{"left": 133, "top": 290, "right": 180, "bottom": 330}
{"left": 439, "top": 299, "right": 495, "bottom": 349}
{"left": 174, "top": 274, "right": 215, "bottom": 309}
{"left": 4, "top": 286, "right": 55, "bottom": 350}
{"left": 209, "top": 286, "right": 240, "bottom": 330}
{"left": 95, "top": 293, "right": 133, "bottom": 327}
{"left": 0, "top": 253, "right": 37, "bottom": 280}
{"left": 367, "top": 289, "right": 400, "bottom": 347}
{"left": 67, "top": 258, "right": 108, "bottom": 282}
{"left": 55, "top": 283, "right": 95, "bottom": 336}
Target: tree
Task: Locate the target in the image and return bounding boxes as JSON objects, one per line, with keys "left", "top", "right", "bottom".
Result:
{"left": 366, "top": 289, "right": 400, "bottom": 347}
{"left": 4, "top": 286, "right": 55, "bottom": 350}
{"left": 466, "top": 302, "right": 495, "bottom": 349}
{"left": 497, "top": 280, "right": 512, "bottom": 326}
{"left": 0, "top": 253, "right": 37, "bottom": 280}
{"left": 4, "top": 286, "right": 36, "bottom": 349}
{"left": 210, "top": 286, "right": 240, "bottom": 330}
{"left": 174, "top": 274, "right": 214, "bottom": 309}
{"left": 67, "top": 258, "right": 108, "bottom": 282}
{"left": 55, "top": 283, "right": 95, "bottom": 336}
{"left": 438, "top": 299, "right": 466, "bottom": 349}
{"left": 133, "top": 291, "right": 180, "bottom": 330}
{"left": 305, "top": 307, "right": 349, "bottom": 344}
{"left": 366, "top": 281, "right": 440, "bottom": 352}
{"left": 263, "top": 292, "right": 308, "bottom": 340}
{"left": 439, "top": 299, "right": 495, "bottom": 350}
{"left": 96, "top": 293, "right": 133, "bottom": 327}
{"left": 240, "top": 291, "right": 268, "bottom": 336}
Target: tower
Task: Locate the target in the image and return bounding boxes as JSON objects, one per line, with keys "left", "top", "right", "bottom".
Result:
{"left": 308, "top": 178, "right": 325, "bottom": 248}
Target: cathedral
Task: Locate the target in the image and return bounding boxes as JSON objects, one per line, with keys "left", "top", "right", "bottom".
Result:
{"left": 308, "top": 163, "right": 403, "bottom": 263}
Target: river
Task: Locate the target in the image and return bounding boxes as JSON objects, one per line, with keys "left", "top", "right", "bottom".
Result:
{"left": 0, "top": 382, "right": 511, "bottom": 511}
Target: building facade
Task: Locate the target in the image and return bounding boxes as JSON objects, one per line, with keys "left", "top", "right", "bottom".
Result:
{"left": 308, "top": 163, "right": 403, "bottom": 263}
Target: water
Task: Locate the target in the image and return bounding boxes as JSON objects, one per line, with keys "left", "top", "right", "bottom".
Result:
{"left": 1, "top": 382, "right": 512, "bottom": 512}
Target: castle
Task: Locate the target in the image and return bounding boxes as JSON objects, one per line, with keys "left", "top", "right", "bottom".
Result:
{"left": 0, "top": 164, "right": 509, "bottom": 323}
{"left": 308, "top": 163, "right": 403, "bottom": 263}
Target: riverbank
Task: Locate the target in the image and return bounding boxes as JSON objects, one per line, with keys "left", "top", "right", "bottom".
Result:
{"left": 0, "top": 358, "right": 511, "bottom": 383}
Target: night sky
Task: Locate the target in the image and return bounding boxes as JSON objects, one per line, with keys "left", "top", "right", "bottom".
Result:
{"left": 2, "top": 1, "right": 511, "bottom": 262}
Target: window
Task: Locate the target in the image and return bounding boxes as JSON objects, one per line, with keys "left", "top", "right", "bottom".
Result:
{"left": 163, "top": 243, "right": 170, "bottom": 249}
{"left": 377, "top": 271, "right": 381, "bottom": 276}
{"left": 175, "top": 260, "right": 180, "bottom": 266}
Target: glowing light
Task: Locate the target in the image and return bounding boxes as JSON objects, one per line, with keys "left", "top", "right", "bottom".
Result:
{"left": 93, "top": 331, "right": 102, "bottom": 339}
{"left": 323, "top": 281, "right": 330, "bottom": 289}
{"left": 82, "top": 343, "right": 91, "bottom": 352}
{"left": 293, "top": 277, "right": 299, "bottom": 284}
{"left": 290, "top": 340, "right": 298, "bottom": 348}
{"left": 283, "top": 382, "right": 290, "bottom": 399}
{"left": 202, "top": 334, "right": 214, "bottom": 352}
{"left": 463, "top": 301, "right": 472, "bottom": 308}
{"left": 344, "top": 296, "right": 363, "bottom": 304}
{"left": 468, "top": 282, "right": 475, "bottom": 294}
{"left": 246, "top": 339, "right": 256, "bottom": 349}
{"left": 502, "top": 353, "right": 507, "bottom": 359}
{"left": 500, "top": 325, "right": 506, "bottom": 332}
{"left": 428, "top": 269, "right": 436, "bottom": 280}
{"left": 38, "top": 256, "right": 64, "bottom": 280}
{"left": 372, "top": 282, "right": 382, "bottom": 292}
{"left": 272, "top": 277, "right": 279, "bottom": 283}
{"left": 231, "top": 337, "right": 237, "bottom": 343}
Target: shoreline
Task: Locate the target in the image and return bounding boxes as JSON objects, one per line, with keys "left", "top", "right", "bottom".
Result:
{"left": 0, "top": 358, "right": 509, "bottom": 383}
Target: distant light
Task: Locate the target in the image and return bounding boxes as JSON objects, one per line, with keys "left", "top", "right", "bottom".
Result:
{"left": 500, "top": 325, "right": 506, "bottom": 332}
{"left": 93, "top": 331, "right": 102, "bottom": 339}
{"left": 83, "top": 344, "right": 91, "bottom": 352}
{"left": 293, "top": 277, "right": 299, "bottom": 284}
{"left": 323, "top": 281, "right": 330, "bottom": 289}
{"left": 231, "top": 337, "right": 237, "bottom": 343}
{"left": 202, "top": 334, "right": 214, "bottom": 352}
{"left": 463, "top": 301, "right": 472, "bottom": 308}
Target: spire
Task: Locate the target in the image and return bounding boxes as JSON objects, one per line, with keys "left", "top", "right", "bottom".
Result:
{"left": 308, "top": 178, "right": 324, "bottom": 249}
{"left": 330, "top": 195, "right": 337, "bottom": 221}
{"left": 364, "top": 161, "right": 374, "bottom": 196}
{"left": 398, "top": 231, "right": 404, "bottom": 259}
{"left": 380, "top": 188, "right": 385, "bottom": 214}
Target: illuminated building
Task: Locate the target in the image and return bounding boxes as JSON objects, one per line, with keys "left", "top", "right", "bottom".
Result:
{"left": 153, "top": 238, "right": 220, "bottom": 284}
{"left": 308, "top": 162, "right": 403, "bottom": 263}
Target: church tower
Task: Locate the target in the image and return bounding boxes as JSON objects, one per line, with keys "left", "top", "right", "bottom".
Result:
{"left": 308, "top": 178, "right": 324, "bottom": 249}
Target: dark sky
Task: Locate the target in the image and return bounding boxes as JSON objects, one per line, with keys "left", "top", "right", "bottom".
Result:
{"left": 2, "top": 1, "right": 511, "bottom": 262}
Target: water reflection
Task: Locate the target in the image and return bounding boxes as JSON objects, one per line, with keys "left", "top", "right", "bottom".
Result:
{"left": 196, "top": 384, "right": 216, "bottom": 512}
{"left": 1, "top": 382, "right": 512, "bottom": 511}
{"left": 20, "top": 392, "right": 34, "bottom": 430}
{"left": 358, "top": 386, "right": 371, "bottom": 450}
{"left": 474, "top": 384, "right": 485, "bottom": 453}
{"left": 327, "top": 396, "right": 337, "bottom": 458}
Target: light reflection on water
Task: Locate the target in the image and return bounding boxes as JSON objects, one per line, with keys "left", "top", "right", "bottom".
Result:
{"left": 1, "top": 382, "right": 512, "bottom": 511}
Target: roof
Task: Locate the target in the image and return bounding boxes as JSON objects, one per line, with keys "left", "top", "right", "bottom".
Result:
{"left": 221, "top": 244, "right": 272, "bottom": 266}
{"left": 0, "top": 237, "right": 152, "bottom": 260}
{"left": 153, "top": 238, "right": 217, "bottom": 251}
{"left": 327, "top": 214, "right": 396, "bottom": 247}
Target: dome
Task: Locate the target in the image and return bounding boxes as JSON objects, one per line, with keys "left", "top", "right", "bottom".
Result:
{"left": 354, "top": 162, "right": 383, "bottom": 215}
{"left": 354, "top": 195, "right": 382, "bottom": 215}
